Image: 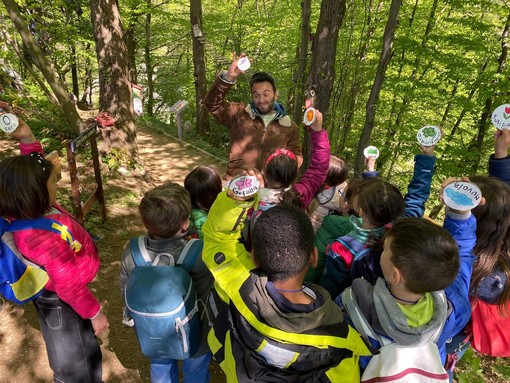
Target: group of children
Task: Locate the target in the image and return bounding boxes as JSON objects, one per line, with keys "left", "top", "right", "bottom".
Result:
{"left": 2, "top": 108, "right": 510, "bottom": 383}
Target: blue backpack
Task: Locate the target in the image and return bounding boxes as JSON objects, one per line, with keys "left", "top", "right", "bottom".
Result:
{"left": 337, "top": 235, "right": 383, "bottom": 286}
{"left": 125, "top": 236, "right": 203, "bottom": 360}
{"left": 0, "top": 216, "right": 82, "bottom": 304}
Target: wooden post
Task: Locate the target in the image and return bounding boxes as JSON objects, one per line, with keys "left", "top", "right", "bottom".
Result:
{"left": 65, "top": 124, "right": 106, "bottom": 224}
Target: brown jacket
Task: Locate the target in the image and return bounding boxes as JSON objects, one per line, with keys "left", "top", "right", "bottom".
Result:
{"left": 204, "top": 73, "right": 302, "bottom": 179}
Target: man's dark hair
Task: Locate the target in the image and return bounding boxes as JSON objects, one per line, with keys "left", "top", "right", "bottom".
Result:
{"left": 388, "top": 217, "right": 460, "bottom": 294}
{"left": 249, "top": 72, "right": 277, "bottom": 92}
{"left": 252, "top": 204, "right": 314, "bottom": 281}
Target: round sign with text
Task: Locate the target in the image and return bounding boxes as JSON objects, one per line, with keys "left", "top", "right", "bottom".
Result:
{"left": 0, "top": 113, "right": 19, "bottom": 133}
{"left": 237, "top": 57, "right": 251, "bottom": 71}
{"left": 443, "top": 181, "right": 482, "bottom": 211}
{"left": 228, "top": 175, "right": 260, "bottom": 198}
{"left": 417, "top": 125, "right": 441, "bottom": 146}
{"left": 363, "top": 146, "right": 380, "bottom": 159}
{"left": 491, "top": 104, "right": 510, "bottom": 130}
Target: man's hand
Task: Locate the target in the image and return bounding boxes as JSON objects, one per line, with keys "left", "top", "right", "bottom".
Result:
{"left": 225, "top": 52, "right": 249, "bottom": 82}
{"left": 494, "top": 129, "right": 510, "bottom": 159}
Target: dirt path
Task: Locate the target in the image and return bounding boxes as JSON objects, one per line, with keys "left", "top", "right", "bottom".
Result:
{"left": 0, "top": 126, "right": 227, "bottom": 383}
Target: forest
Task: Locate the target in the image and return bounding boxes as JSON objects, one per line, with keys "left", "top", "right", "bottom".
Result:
{"left": 0, "top": 0, "right": 509, "bottom": 381}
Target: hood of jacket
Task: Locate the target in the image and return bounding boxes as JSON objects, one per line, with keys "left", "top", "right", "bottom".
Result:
{"left": 247, "top": 271, "right": 344, "bottom": 333}
{"left": 246, "top": 101, "right": 292, "bottom": 127}
{"left": 373, "top": 278, "right": 447, "bottom": 346}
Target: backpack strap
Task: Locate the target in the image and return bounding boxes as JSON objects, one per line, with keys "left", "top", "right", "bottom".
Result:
{"left": 129, "top": 236, "right": 152, "bottom": 267}
{"left": 176, "top": 238, "right": 202, "bottom": 273}
{"left": 342, "top": 287, "right": 391, "bottom": 347}
{"left": 337, "top": 236, "right": 370, "bottom": 260}
{"left": 9, "top": 217, "right": 82, "bottom": 252}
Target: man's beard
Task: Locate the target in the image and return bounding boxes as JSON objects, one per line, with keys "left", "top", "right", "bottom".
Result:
{"left": 255, "top": 99, "right": 275, "bottom": 115}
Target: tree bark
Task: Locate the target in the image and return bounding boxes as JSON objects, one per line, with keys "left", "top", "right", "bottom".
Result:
{"left": 190, "top": 0, "right": 210, "bottom": 135}
{"left": 2, "top": 0, "right": 83, "bottom": 133}
{"left": 144, "top": 0, "right": 154, "bottom": 116}
{"left": 89, "top": 0, "right": 139, "bottom": 160}
{"left": 354, "top": 0, "right": 401, "bottom": 176}
{"left": 290, "top": 0, "right": 312, "bottom": 124}
{"left": 302, "top": 0, "right": 346, "bottom": 169}
{"left": 306, "top": 0, "right": 346, "bottom": 115}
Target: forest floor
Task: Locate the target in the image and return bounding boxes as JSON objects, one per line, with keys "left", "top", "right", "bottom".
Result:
{"left": 0, "top": 123, "right": 227, "bottom": 383}
{"left": 0, "top": 119, "right": 508, "bottom": 382}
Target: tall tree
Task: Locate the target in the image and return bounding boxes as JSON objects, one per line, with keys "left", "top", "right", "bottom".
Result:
{"left": 306, "top": 0, "right": 346, "bottom": 115}
{"left": 190, "top": 0, "right": 210, "bottom": 135}
{"left": 354, "top": 0, "right": 401, "bottom": 176}
{"left": 2, "top": 0, "right": 83, "bottom": 133}
{"left": 302, "top": 0, "right": 346, "bottom": 167}
{"left": 89, "top": 0, "right": 139, "bottom": 159}
{"left": 290, "top": 0, "right": 312, "bottom": 124}
{"left": 144, "top": 0, "right": 154, "bottom": 116}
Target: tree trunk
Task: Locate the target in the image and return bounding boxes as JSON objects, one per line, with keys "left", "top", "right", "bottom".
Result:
{"left": 0, "top": 27, "right": 59, "bottom": 106}
{"left": 306, "top": 0, "right": 346, "bottom": 115}
{"left": 2, "top": 0, "right": 83, "bottom": 133}
{"left": 354, "top": 0, "right": 401, "bottom": 176}
{"left": 290, "top": 0, "right": 312, "bottom": 124}
{"left": 144, "top": 0, "right": 154, "bottom": 116}
{"left": 89, "top": 0, "right": 139, "bottom": 160}
{"left": 71, "top": 45, "right": 79, "bottom": 99}
{"left": 190, "top": 0, "right": 210, "bottom": 135}
{"left": 302, "top": 0, "right": 346, "bottom": 169}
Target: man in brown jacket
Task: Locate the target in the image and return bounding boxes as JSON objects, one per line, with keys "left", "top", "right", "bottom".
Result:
{"left": 205, "top": 53, "right": 302, "bottom": 180}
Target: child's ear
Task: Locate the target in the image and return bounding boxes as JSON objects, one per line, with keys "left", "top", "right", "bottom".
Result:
{"left": 181, "top": 218, "right": 190, "bottom": 232}
{"left": 309, "top": 247, "right": 318, "bottom": 268}
{"left": 392, "top": 267, "right": 404, "bottom": 286}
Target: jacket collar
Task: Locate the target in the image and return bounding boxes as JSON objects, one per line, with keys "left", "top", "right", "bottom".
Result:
{"left": 245, "top": 102, "right": 292, "bottom": 127}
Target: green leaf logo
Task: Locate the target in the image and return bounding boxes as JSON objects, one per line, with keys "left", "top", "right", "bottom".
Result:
{"left": 422, "top": 127, "right": 436, "bottom": 138}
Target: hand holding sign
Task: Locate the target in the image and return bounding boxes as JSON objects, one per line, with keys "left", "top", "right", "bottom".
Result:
{"left": 417, "top": 125, "right": 441, "bottom": 147}
{"left": 364, "top": 146, "right": 380, "bottom": 160}
{"left": 237, "top": 56, "right": 251, "bottom": 71}
{"left": 441, "top": 177, "right": 483, "bottom": 213}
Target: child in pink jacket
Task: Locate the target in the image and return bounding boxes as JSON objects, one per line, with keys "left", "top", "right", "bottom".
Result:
{"left": 0, "top": 118, "right": 107, "bottom": 383}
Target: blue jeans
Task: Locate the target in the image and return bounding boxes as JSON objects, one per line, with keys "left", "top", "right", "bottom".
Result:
{"left": 150, "top": 352, "right": 212, "bottom": 383}
{"left": 33, "top": 289, "right": 103, "bottom": 383}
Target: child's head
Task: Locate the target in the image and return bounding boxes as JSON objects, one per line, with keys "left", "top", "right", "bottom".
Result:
{"left": 381, "top": 217, "right": 459, "bottom": 294}
{"left": 357, "top": 178, "right": 405, "bottom": 226}
{"left": 0, "top": 152, "right": 55, "bottom": 219}
{"left": 139, "top": 181, "right": 191, "bottom": 238}
{"left": 252, "top": 204, "right": 314, "bottom": 282}
{"left": 324, "top": 155, "right": 349, "bottom": 187}
{"left": 263, "top": 148, "right": 298, "bottom": 189}
{"left": 469, "top": 175, "right": 510, "bottom": 306}
{"left": 184, "top": 165, "right": 222, "bottom": 211}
